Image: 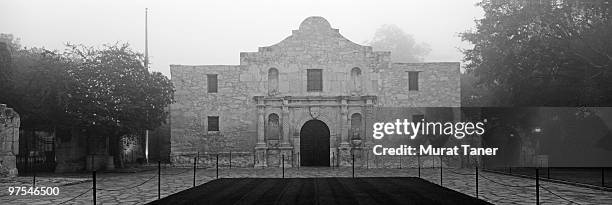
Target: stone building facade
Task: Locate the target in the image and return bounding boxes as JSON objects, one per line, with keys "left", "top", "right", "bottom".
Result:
{"left": 0, "top": 104, "right": 19, "bottom": 176}
{"left": 170, "top": 17, "right": 460, "bottom": 167}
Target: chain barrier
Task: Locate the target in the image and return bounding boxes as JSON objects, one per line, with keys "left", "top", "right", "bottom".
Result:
{"left": 445, "top": 168, "right": 476, "bottom": 176}
{"left": 478, "top": 173, "right": 536, "bottom": 188}
{"left": 160, "top": 168, "right": 192, "bottom": 176}
{"left": 14, "top": 153, "right": 596, "bottom": 204}
{"left": 57, "top": 189, "right": 91, "bottom": 205}
{"left": 479, "top": 169, "right": 589, "bottom": 204}
{"left": 95, "top": 174, "right": 157, "bottom": 192}
{"left": 540, "top": 184, "right": 583, "bottom": 205}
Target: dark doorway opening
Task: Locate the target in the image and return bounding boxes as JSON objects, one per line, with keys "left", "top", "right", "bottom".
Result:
{"left": 300, "top": 120, "right": 330, "bottom": 166}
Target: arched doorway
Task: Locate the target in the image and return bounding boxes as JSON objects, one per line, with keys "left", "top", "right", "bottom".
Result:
{"left": 300, "top": 120, "right": 330, "bottom": 166}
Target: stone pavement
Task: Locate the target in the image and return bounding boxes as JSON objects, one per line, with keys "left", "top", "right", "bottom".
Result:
{"left": 0, "top": 167, "right": 610, "bottom": 204}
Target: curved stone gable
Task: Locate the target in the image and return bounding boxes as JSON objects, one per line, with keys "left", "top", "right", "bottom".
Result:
{"left": 240, "top": 16, "right": 389, "bottom": 71}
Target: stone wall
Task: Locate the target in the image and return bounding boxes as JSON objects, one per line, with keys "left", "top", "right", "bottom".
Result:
{"left": 0, "top": 104, "right": 19, "bottom": 177}
{"left": 170, "top": 16, "right": 461, "bottom": 167}
{"left": 380, "top": 63, "right": 460, "bottom": 107}
{"left": 171, "top": 65, "right": 257, "bottom": 155}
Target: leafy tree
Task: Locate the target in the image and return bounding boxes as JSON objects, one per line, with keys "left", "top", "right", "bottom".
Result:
{"left": 0, "top": 34, "right": 21, "bottom": 101}
{"left": 0, "top": 42, "right": 11, "bottom": 90}
{"left": 461, "top": 0, "right": 612, "bottom": 106}
{"left": 367, "top": 24, "right": 431, "bottom": 62}
{"left": 2, "top": 46, "right": 73, "bottom": 130}
{"left": 0, "top": 36, "right": 174, "bottom": 167}
{"left": 65, "top": 43, "right": 174, "bottom": 135}
{"left": 461, "top": 71, "right": 495, "bottom": 106}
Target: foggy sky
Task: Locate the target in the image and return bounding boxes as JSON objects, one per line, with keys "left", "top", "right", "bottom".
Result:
{"left": 0, "top": 0, "right": 483, "bottom": 77}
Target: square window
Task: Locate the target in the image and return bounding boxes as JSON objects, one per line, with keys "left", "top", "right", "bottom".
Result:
{"left": 208, "top": 116, "right": 219, "bottom": 131}
{"left": 307, "top": 69, "right": 323, "bottom": 92}
{"left": 207, "top": 74, "right": 218, "bottom": 93}
{"left": 408, "top": 71, "right": 419, "bottom": 91}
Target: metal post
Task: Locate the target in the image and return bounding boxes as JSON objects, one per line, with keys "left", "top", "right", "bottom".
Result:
{"left": 440, "top": 159, "right": 443, "bottom": 186}
{"left": 229, "top": 151, "right": 232, "bottom": 170}
{"left": 158, "top": 161, "right": 161, "bottom": 199}
{"left": 282, "top": 154, "right": 285, "bottom": 179}
{"left": 216, "top": 154, "right": 219, "bottom": 179}
{"left": 93, "top": 171, "right": 96, "bottom": 205}
{"left": 193, "top": 156, "right": 197, "bottom": 187}
{"left": 33, "top": 169, "right": 36, "bottom": 187}
{"left": 536, "top": 168, "right": 539, "bottom": 205}
{"left": 352, "top": 152, "right": 355, "bottom": 178}
{"left": 475, "top": 166, "right": 479, "bottom": 199}
{"left": 418, "top": 155, "right": 421, "bottom": 178}
{"left": 603, "top": 167, "right": 605, "bottom": 187}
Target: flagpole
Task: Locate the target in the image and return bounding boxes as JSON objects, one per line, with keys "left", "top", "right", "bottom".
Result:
{"left": 144, "top": 7, "right": 150, "bottom": 164}
{"left": 145, "top": 8, "right": 149, "bottom": 71}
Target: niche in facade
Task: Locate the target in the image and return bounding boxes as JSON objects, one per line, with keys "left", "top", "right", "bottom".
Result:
{"left": 268, "top": 68, "right": 279, "bottom": 95}
{"left": 350, "top": 67, "right": 362, "bottom": 93}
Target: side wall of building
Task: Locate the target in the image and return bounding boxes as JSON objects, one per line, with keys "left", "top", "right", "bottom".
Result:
{"left": 170, "top": 65, "right": 258, "bottom": 158}
{"left": 379, "top": 63, "right": 460, "bottom": 107}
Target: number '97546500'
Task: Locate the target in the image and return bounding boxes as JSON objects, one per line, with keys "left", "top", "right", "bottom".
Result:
{"left": 8, "top": 187, "right": 59, "bottom": 196}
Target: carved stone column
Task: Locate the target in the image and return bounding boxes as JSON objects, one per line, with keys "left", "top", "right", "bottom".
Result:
{"left": 364, "top": 97, "right": 375, "bottom": 143}
{"left": 363, "top": 97, "right": 376, "bottom": 168}
{"left": 338, "top": 97, "right": 351, "bottom": 166}
{"left": 339, "top": 97, "right": 350, "bottom": 147}
{"left": 281, "top": 98, "right": 291, "bottom": 147}
{"left": 255, "top": 97, "right": 266, "bottom": 147}
{"left": 254, "top": 96, "right": 267, "bottom": 167}
{"left": 280, "top": 97, "right": 292, "bottom": 167}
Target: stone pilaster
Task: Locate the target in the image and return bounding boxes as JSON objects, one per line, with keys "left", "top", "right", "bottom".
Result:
{"left": 279, "top": 98, "right": 293, "bottom": 167}
{"left": 254, "top": 96, "right": 267, "bottom": 168}
{"left": 280, "top": 98, "right": 291, "bottom": 147}
{"left": 339, "top": 97, "right": 350, "bottom": 147}
{"left": 338, "top": 97, "right": 351, "bottom": 166}
{"left": 363, "top": 96, "right": 376, "bottom": 168}
{"left": 364, "top": 97, "right": 375, "bottom": 142}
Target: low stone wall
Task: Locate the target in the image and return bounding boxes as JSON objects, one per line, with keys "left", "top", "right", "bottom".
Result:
{"left": 0, "top": 104, "right": 19, "bottom": 177}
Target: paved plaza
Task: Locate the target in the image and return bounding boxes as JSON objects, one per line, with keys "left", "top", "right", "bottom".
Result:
{"left": 0, "top": 167, "right": 610, "bottom": 204}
